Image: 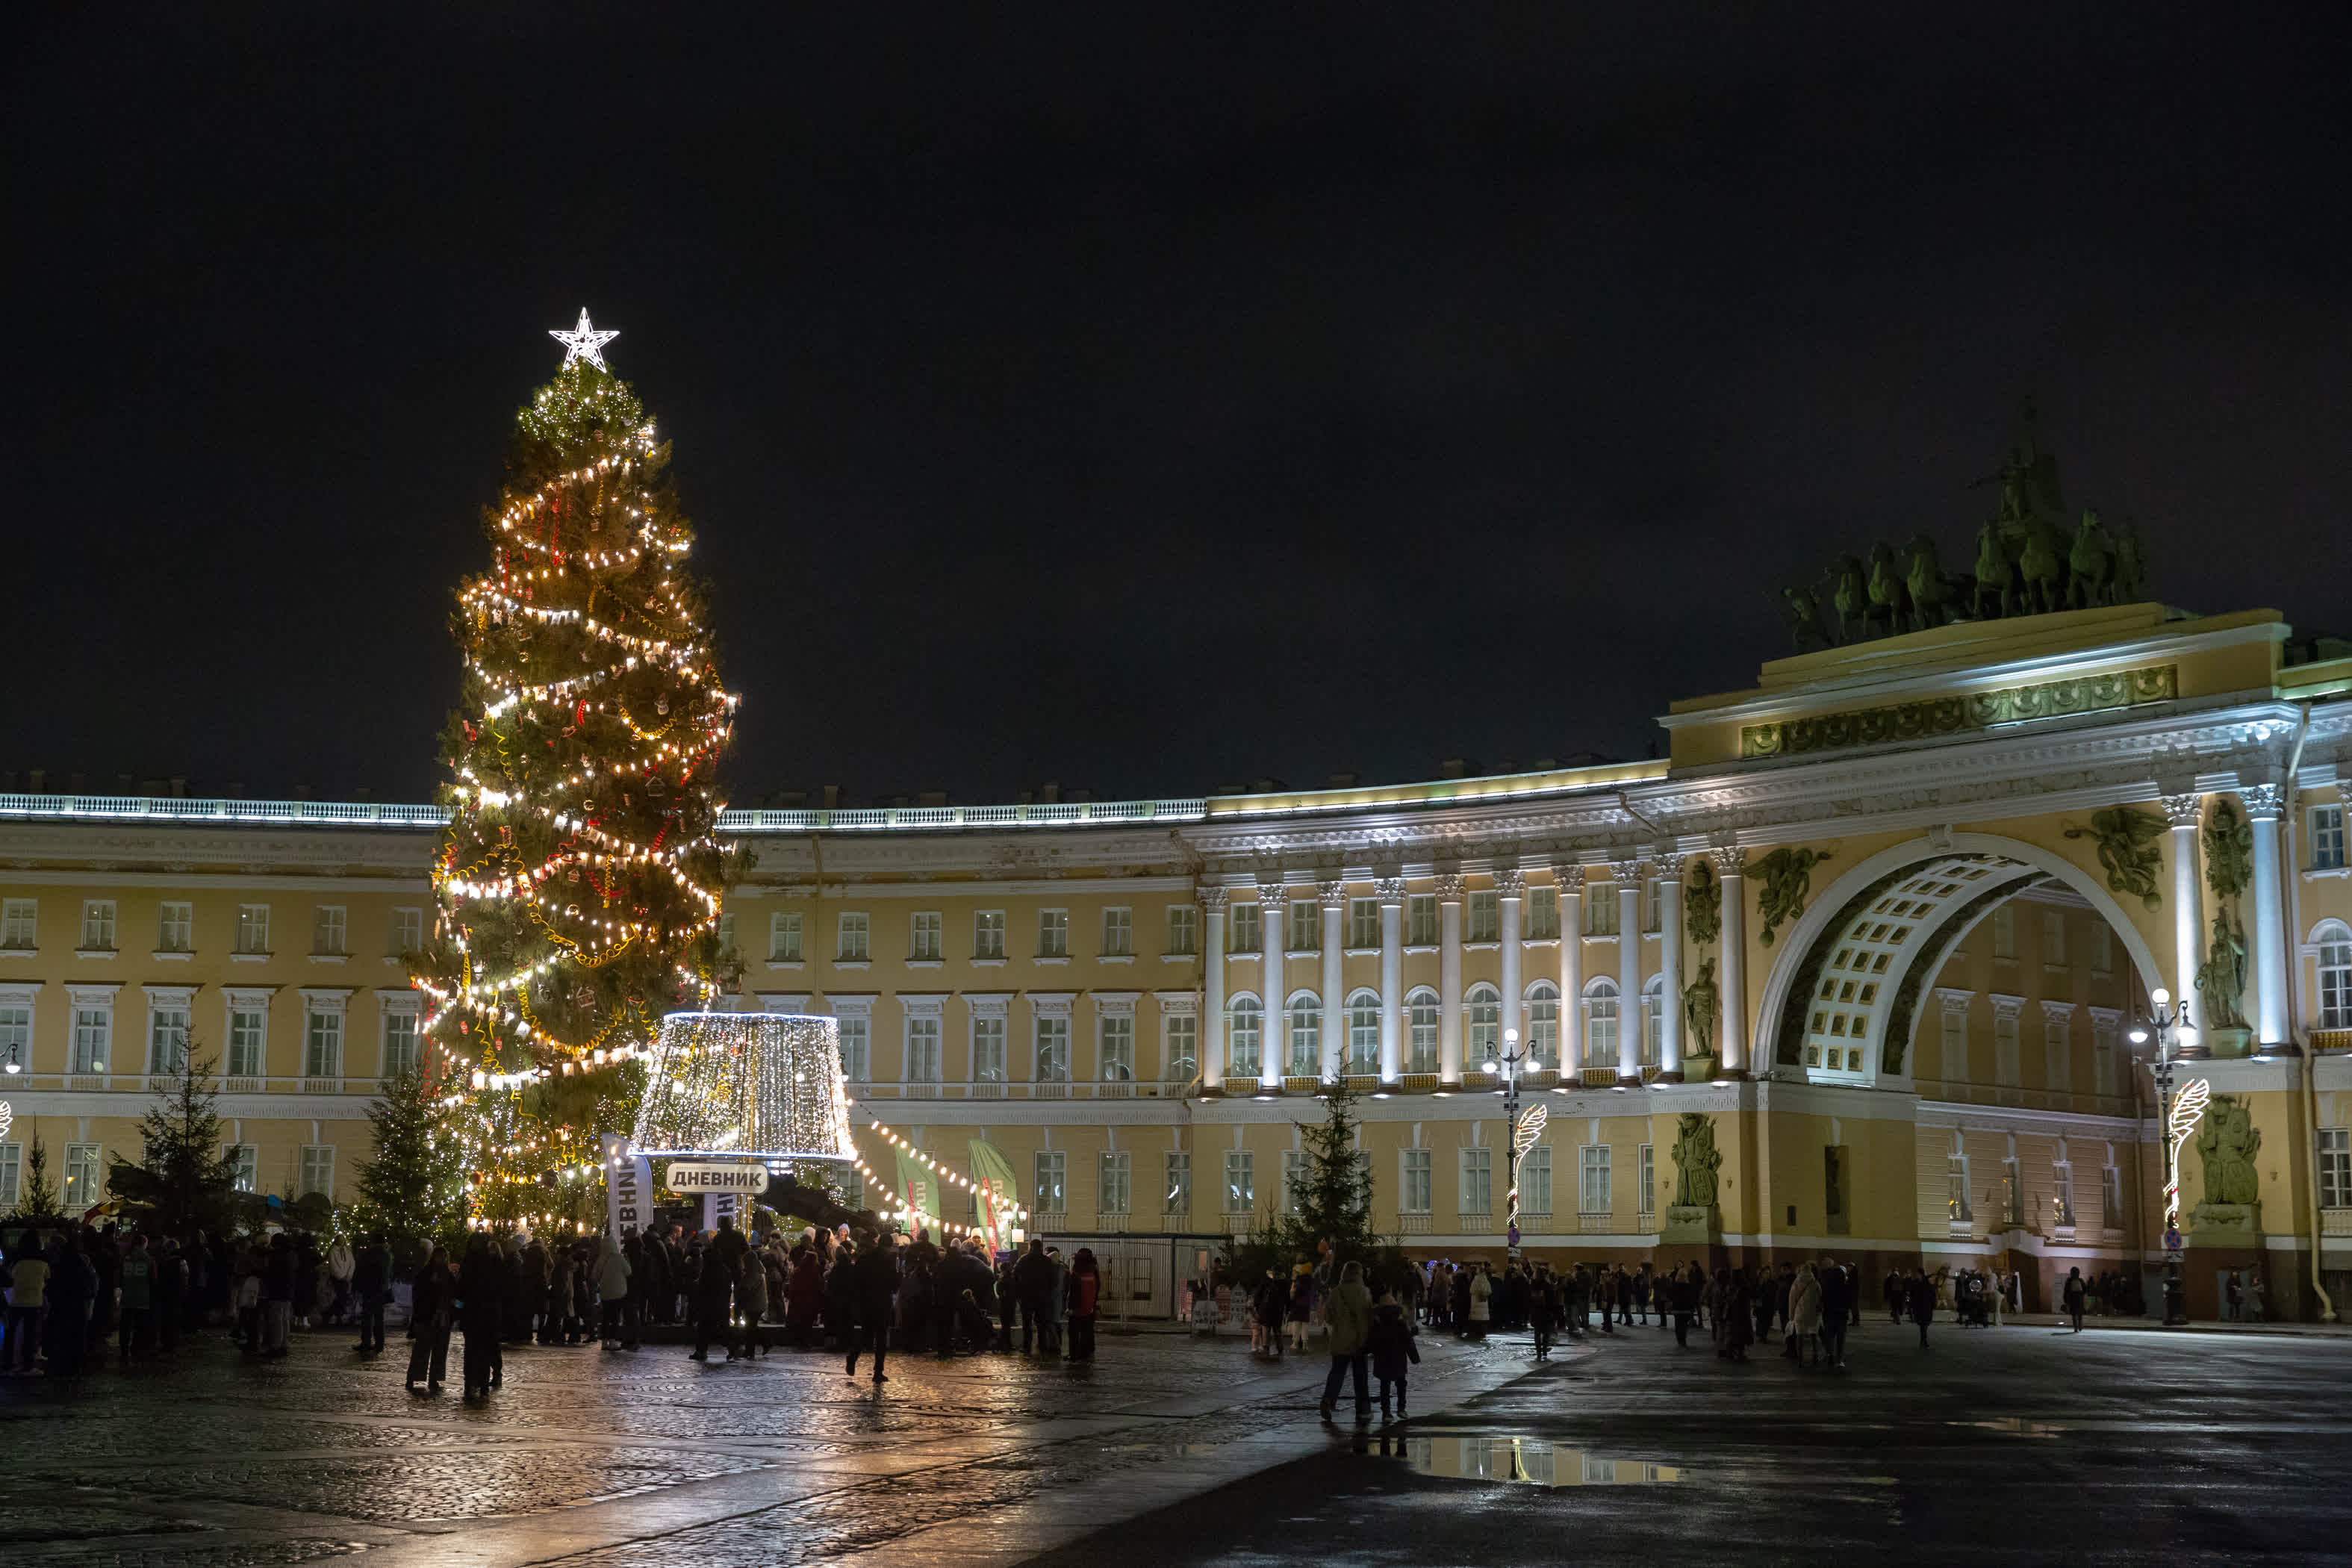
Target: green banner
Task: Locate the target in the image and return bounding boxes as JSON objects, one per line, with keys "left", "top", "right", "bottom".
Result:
{"left": 893, "top": 1147, "right": 941, "bottom": 1232}
{"left": 969, "top": 1138, "right": 1020, "bottom": 1247}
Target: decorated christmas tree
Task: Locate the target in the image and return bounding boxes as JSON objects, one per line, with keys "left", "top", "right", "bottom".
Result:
{"left": 415, "top": 312, "right": 741, "bottom": 1225}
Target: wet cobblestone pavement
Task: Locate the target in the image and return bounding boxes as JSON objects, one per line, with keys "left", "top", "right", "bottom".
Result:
{"left": 0, "top": 1325, "right": 1532, "bottom": 1566}
{"left": 1030, "top": 1318, "right": 2352, "bottom": 1567}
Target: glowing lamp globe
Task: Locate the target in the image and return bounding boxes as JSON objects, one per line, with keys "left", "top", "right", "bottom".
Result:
{"left": 631, "top": 1011, "right": 856, "bottom": 1163}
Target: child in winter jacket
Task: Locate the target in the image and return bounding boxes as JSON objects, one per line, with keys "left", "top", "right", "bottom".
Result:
{"left": 1367, "top": 1291, "right": 1421, "bottom": 1419}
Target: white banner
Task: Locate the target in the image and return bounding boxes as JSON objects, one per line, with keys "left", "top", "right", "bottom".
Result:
{"left": 602, "top": 1133, "right": 652, "bottom": 1238}
{"left": 703, "top": 1189, "right": 739, "bottom": 1234}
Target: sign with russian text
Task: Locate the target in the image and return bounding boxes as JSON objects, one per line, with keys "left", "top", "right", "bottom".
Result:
{"left": 665, "top": 1161, "right": 769, "bottom": 1194}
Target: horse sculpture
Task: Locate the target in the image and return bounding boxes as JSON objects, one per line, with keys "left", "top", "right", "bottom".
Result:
{"left": 2067, "top": 511, "right": 2112, "bottom": 609}
{"left": 1973, "top": 519, "right": 2014, "bottom": 619}
{"left": 1866, "top": 541, "right": 1911, "bottom": 637}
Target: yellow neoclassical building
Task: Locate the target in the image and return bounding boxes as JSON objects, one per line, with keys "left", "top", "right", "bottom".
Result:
{"left": 4, "top": 600, "right": 2350, "bottom": 1319}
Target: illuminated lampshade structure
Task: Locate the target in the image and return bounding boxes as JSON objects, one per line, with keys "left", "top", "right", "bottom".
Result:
{"left": 632, "top": 1011, "right": 856, "bottom": 1163}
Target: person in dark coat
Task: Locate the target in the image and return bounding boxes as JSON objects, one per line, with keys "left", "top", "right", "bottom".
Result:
{"left": 1066, "top": 1248, "right": 1101, "bottom": 1362}
{"left": 458, "top": 1236, "right": 504, "bottom": 1399}
{"left": 1367, "top": 1290, "right": 1421, "bottom": 1419}
{"left": 352, "top": 1233, "right": 393, "bottom": 1355}
{"left": 44, "top": 1231, "right": 92, "bottom": 1377}
{"left": 824, "top": 1246, "right": 858, "bottom": 1352}
{"left": 1908, "top": 1269, "right": 1936, "bottom": 1350}
{"left": 688, "top": 1238, "right": 732, "bottom": 1361}
{"left": 847, "top": 1232, "right": 898, "bottom": 1384}
{"left": 1012, "top": 1237, "right": 1053, "bottom": 1354}
{"left": 406, "top": 1245, "right": 452, "bottom": 1394}
{"left": 1719, "top": 1271, "right": 1753, "bottom": 1362}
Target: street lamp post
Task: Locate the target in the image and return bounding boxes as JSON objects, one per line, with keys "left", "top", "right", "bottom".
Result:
{"left": 1487, "top": 1027, "right": 1525, "bottom": 1255}
{"left": 2131, "top": 987, "right": 2191, "bottom": 1327}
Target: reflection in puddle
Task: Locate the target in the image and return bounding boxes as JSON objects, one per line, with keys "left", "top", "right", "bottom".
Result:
{"left": 1962, "top": 1419, "right": 2068, "bottom": 1438}
{"left": 1378, "top": 1435, "right": 1684, "bottom": 1487}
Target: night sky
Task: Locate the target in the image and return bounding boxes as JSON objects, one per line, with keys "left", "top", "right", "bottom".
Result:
{"left": 10, "top": 8, "right": 2351, "bottom": 807}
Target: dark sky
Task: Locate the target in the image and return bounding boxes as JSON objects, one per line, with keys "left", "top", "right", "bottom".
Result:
{"left": 9, "top": 7, "right": 2351, "bottom": 806}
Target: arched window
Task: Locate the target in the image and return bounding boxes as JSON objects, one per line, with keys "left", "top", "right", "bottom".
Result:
{"left": 1466, "top": 983, "right": 1501, "bottom": 1065}
{"left": 1347, "top": 989, "right": 1381, "bottom": 1071}
{"left": 1287, "top": 991, "right": 1321, "bottom": 1076}
{"left": 1584, "top": 979, "right": 1620, "bottom": 1064}
{"left": 1642, "top": 975, "right": 1666, "bottom": 1066}
{"left": 1228, "top": 995, "right": 1263, "bottom": 1077}
{"left": 2318, "top": 921, "right": 2352, "bottom": 1030}
{"left": 1406, "top": 986, "right": 1440, "bottom": 1074}
{"left": 1525, "top": 981, "right": 1560, "bottom": 1067}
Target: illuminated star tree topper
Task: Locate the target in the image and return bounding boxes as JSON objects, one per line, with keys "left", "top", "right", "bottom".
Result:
{"left": 550, "top": 308, "right": 620, "bottom": 370}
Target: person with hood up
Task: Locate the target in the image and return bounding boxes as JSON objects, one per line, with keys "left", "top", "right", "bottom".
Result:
{"left": 1317, "top": 1259, "right": 1374, "bottom": 1423}
{"left": 594, "top": 1233, "right": 632, "bottom": 1348}
{"left": 1368, "top": 1286, "right": 1421, "bottom": 1420}
{"left": 1466, "top": 1262, "right": 1492, "bottom": 1339}
{"left": 1787, "top": 1262, "right": 1823, "bottom": 1368}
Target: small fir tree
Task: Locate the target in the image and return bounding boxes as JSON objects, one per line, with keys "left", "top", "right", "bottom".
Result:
{"left": 10, "top": 1133, "right": 60, "bottom": 1222}
{"left": 352, "top": 1068, "right": 473, "bottom": 1260}
{"left": 414, "top": 317, "right": 740, "bottom": 1218}
{"left": 107, "top": 1049, "right": 237, "bottom": 1233}
{"left": 1230, "top": 1083, "right": 1413, "bottom": 1294}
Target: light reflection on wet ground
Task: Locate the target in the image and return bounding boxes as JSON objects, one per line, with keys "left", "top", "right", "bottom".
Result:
{"left": 1357, "top": 1431, "right": 1684, "bottom": 1487}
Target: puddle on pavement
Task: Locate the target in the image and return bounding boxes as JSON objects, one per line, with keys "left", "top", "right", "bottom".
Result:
{"left": 1960, "top": 1419, "right": 2068, "bottom": 1437}
{"left": 1366, "top": 1434, "right": 1684, "bottom": 1487}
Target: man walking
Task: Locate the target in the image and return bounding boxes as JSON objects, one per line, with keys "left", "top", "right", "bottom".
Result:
{"left": 1318, "top": 1260, "right": 1374, "bottom": 1423}
{"left": 847, "top": 1231, "right": 897, "bottom": 1384}
{"left": 351, "top": 1232, "right": 392, "bottom": 1356}
{"left": 2062, "top": 1266, "right": 2087, "bottom": 1332}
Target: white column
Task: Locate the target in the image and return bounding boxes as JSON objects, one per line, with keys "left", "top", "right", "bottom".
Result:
{"left": 1260, "top": 877, "right": 1289, "bottom": 1077}
{"left": 1437, "top": 870, "right": 1465, "bottom": 1084}
{"left": 1556, "top": 865, "right": 1584, "bottom": 1076}
{"left": 1319, "top": 880, "right": 1347, "bottom": 1081}
{"left": 1713, "top": 847, "right": 1747, "bottom": 1076}
{"left": 1377, "top": 877, "right": 1405, "bottom": 1083}
{"left": 2162, "top": 793, "right": 2206, "bottom": 1048}
{"left": 1615, "top": 859, "right": 1645, "bottom": 1083}
{"left": 2244, "top": 784, "right": 2291, "bottom": 1049}
{"left": 1658, "top": 855, "right": 1684, "bottom": 1082}
{"left": 1496, "top": 866, "right": 1525, "bottom": 1062}
{"left": 1201, "top": 886, "right": 1228, "bottom": 1091}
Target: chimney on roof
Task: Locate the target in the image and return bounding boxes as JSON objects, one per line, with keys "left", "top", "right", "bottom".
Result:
{"left": 821, "top": 784, "right": 840, "bottom": 811}
{"left": 1040, "top": 782, "right": 1061, "bottom": 803}
{"left": 1439, "top": 758, "right": 1477, "bottom": 780}
{"left": 26, "top": 770, "right": 43, "bottom": 793}
{"left": 1326, "top": 772, "right": 1359, "bottom": 788}
{"left": 169, "top": 775, "right": 188, "bottom": 797}
{"left": 919, "top": 791, "right": 948, "bottom": 808}
{"left": 777, "top": 789, "right": 807, "bottom": 810}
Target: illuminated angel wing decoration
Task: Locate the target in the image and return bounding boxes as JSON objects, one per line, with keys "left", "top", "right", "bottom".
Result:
{"left": 0, "top": 1100, "right": 11, "bottom": 1143}
{"left": 2163, "top": 1077, "right": 2212, "bottom": 1231}
{"left": 1513, "top": 1104, "right": 1549, "bottom": 1158}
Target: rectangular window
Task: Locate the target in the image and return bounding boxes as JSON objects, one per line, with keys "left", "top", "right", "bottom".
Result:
{"left": 64, "top": 1142, "right": 102, "bottom": 1211}
{"left": 1941, "top": 1007, "right": 1968, "bottom": 1083}
{"left": 2001, "top": 1157, "right": 2023, "bottom": 1225}
{"left": 313, "top": 905, "right": 347, "bottom": 956}
{"left": 837, "top": 912, "right": 869, "bottom": 961}
{"left": 715, "top": 913, "right": 736, "bottom": 959}
{"left": 1228, "top": 903, "right": 1261, "bottom": 956}
{"left": 1164, "top": 1150, "right": 1192, "bottom": 1213}
{"left": 0, "top": 898, "right": 34, "bottom": 950}
{"left": 1349, "top": 898, "right": 1381, "bottom": 949}
{"left": 383, "top": 1009, "right": 420, "bottom": 1079}
{"left": 971, "top": 1014, "right": 1006, "bottom": 1083}
{"left": 768, "top": 910, "right": 803, "bottom": 962}
{"left": 237, "top": 903, "right": 270, "bottom": 953}
{"left": 1289, "top": 900, "right": 1318, "bottom": 954}
{"left": 1223, "top": 1148, "right": 1254, "bottom": 1212}
{"left": 2101, "top": 1163, "right": 2123, "bottom": 1228}
{"left": 0, "top": 1002, "right": 27, "bottom": 1071}
{"left": 299, "top": 1144, "right": 335, "bottom": 1200}
{"left": 1637, "top": 1142, "right": 1655, "bottom": 1216}
{"left": 905, "top": 1015, "right": 942, "bottom": 1082}
{"left": 305, "top": 1007, "right": 343, "bottom": 1078}
{"left": 1099, "top": 1151, "right": 1131, "bottom": 1215}
{"left": 1994, "top": 1010, "right": 2020, "bottom": 1085}
{"left": 1407, "top": 895, "right": 1437, "bottom": 947}
{"left": 2092, "top": 922, "right": 2114, "bottom": 977}
{"left": 228, "top": 1003, "right": 267, "bottom": 1077}
{"left": 2051, "top": 1160, "right": 2076, "bottom": 1226}
{"left": 974, "top": 910, "right": 1006, "bottom": 959}
{"left": 391, "top": 906, "right": 424, "bottom": 956}
{"left": 2313, "top": 804, "right": 2348, "bottom": 871}
{"left": 0, "top": 1142, "right": 16, "bottom": 1210}
{"left": 149, "top": 1003, "right": 190, "bottom": 1074}
{"left": 1038, "top": 909, "right": 1069, "bottom": 958}
{"left": 1459, "top": 1148, "right": 1493, "bottom": 1215}
{"left": 1033, "top": 1150, "right": 1067, "bottom": 1214}
{"left": 1947, "top": 1147, "right": 1972, "bottom": 1222}
{"left": 2320, "top": 1127, "right": 2351, "bottom": 1210}
{"left": 1400, "top": 1148, "right": 1432, "bottom": 1213}
{"left": 837, "top": 1015, "right": 871, "bottom": 1081}
{"left": 1527, "top": 886, "right": 1560, "bottom": 939}
{"left": 1165, "top": 906, "right": 1197, "bottom": 956}
{"left": 1035, "top": 1015, "right": 1071, "bottom": 1082}
{"left": 225, "top": 1143, "right": 258, "bottom": 1193}
{"left": 81, "top": 900, "right": 116, "bottom": 951}
{"left": 1585, "top": 886, "right": 1619, "bottom": 936}
{"left": 158, "top": 901, "right": 193, "bottom": 953}
{"left": 1578, "top": 1144, "right": 1611, "bottom": 1215}
{"left": 1467, "top": 889, "right": 1498, "bottom": 944}
{"left": 1281, "top": 1148, "right": 1307, "bottom": 1213}
{"left": 1522, "top": 1145, "right": 1553, "bottom": 1216}
{"left": 1992, "top": 905, "right": 2015, "bottom": 959}
{"left": 909, "top": 911, "right": 943, "bottom": 962}
{"left": 2046, "top": 1015, "right": 2073, "bottom": 1092}
{"left": 1102, "top": 907, "right": 1133, "bottom": 956}
{"left": 2041, "top": 911, "right": 2065, "bottom": 967}
{"left": 72, "top": 1004, "right": 111, "bottom": 1074}
{"left": 1100, "top": 1013, "right": 1134, "bottom": 1081}
{"left": 1163, "top": 1012, "right": 1198, "bottom": 1081}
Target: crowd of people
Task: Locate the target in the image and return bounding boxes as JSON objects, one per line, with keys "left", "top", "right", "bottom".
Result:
{"left": 1410, "top": 1256, "right": 1867, "bottom": 1366}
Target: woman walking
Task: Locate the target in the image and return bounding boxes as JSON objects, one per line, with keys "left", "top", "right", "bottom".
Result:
{"left": 406, "top": 1245, "right": 452, "bottom": 1395}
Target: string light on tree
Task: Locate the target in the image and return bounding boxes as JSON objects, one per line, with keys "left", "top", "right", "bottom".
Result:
{"left": 417, "top": 316, "right": 741, "bottom": 1222}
